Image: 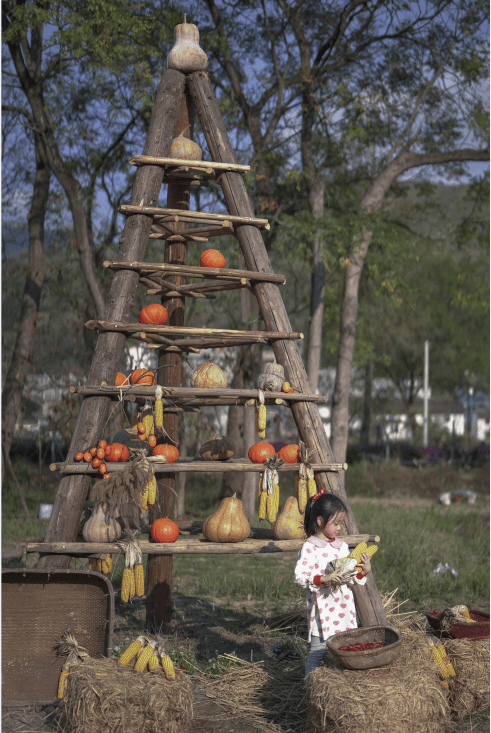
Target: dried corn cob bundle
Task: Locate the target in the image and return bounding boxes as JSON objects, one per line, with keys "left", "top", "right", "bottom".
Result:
{"left": 54, "top": 631, "right": 89, "bottom": 698}
{"left": 118, "top": 635, "right": 145, "bottom": 667}
{"left": 258, "top": 489, "right": 267, "bottom": 520}
{"left": 118, "top": 529, "right": 144, "bottom": 603}
{"left": 255, "top": 390, "right": 267, "bottom": 438}
{"left": 155, "top": 385, "right": 164, "bottom": 428}
{"left": 257, "top": 474, "right": 263, "bottom": 501}
{"left": 142, "top": 405, "right": 155, "bottom": 438}
{"left": 140, "top": 486, "right": 149, "bottom": 510}
{"left": 99, "top": 553, "right": 112, "bottom": 574}
{"left": 147, "top": 475, "right": 157, "bottom": 505}
{"left": 428, "top": 637, "right": 456, "bottom": 681}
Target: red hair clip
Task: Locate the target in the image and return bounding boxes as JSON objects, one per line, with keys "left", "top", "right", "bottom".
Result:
{"left": 312, "top": 487, "right": 326, "bottom": 503}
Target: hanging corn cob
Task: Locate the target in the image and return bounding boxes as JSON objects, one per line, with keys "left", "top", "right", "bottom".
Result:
{"left": 306, "top": 465, "right": 317, "bottom": 499}
{"left": 118, "top": 529, "right": 145, "bottom": 602}
{"left": 99, "top": 553, "right": 112, "bottom": 574}
{"left": 259, "top": 453, "right": 283, "bottom": 523}
{"left": 155, "top": 385, "right": 164, "bottom": 428}
{"left": 255, "top": 389, "right": 267, "bottom": 438}
{"left": 142, "top": 403, "right": 155, "bottom": 439}
{"left": 54, "top": 630, "right": 89, "bottom": 698}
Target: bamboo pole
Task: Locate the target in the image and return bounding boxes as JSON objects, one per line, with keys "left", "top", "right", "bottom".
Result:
{"left": 50, "top": 459, "right": 348, "bottom": 474}
{"left": 104, "top": 260, "right": 286, "bottom": 284}
{"left": 129, "top": 154, "right": 250, "bottom": 172}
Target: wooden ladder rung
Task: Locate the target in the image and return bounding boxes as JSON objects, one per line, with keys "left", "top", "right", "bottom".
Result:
{"left": 103, "top": 260, "right": 286, "bottom": 285}
{"left": 128, "top": 154, "right": 250, "bottom": 173}
{"left": 69, "top": 385, "right": 328, "bottom": 404}
{"left": 119, "top": 204, "right": 270, "bottom": 230}
{"left": 50, "top": 459, "right": 348, "bottom": 474}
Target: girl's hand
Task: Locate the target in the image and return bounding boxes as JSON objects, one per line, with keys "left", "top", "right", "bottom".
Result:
{"left": 322, "top": 571, "right": 344, "bottom": 585}
{"left": 358, "top": 552, "right": 371, "bottom": 575}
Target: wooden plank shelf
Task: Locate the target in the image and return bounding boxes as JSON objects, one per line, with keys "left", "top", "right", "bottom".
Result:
{"left": 119, "top": 204, "right": 269, "bottom": 231}
{"left": 150, "top": 223, "right": 235, "bottom": 242}
{"left": 128, "top": 154, "right": 251, "bottom": 173}
{"left": 84, "top": 319, "right": 303, "bottom": 342}
{"left": 49, "top": 459, "right": 348, "bottom": 474}
{"left": 22, "top": 533, "right": 378, "bottom": 557}
{"left": 104, "top": 260, "right": 286, "bottom": 285}
{"left": 68, "top": 385, "right": 327, "bottom": 404}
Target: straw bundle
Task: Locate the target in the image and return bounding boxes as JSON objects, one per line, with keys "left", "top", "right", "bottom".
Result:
{"left": 445, "top": 638, "right": 490, "bottom": 715}
{"left": 60, "top": 657, "right": 192, "bottom": 733}
{"left": 308, "top": 656, "right": 449, "bottom": 733}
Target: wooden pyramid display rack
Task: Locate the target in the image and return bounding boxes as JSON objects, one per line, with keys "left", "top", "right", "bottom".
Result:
{"left": 32, "top": 20, "right": 387, "bottom": 630}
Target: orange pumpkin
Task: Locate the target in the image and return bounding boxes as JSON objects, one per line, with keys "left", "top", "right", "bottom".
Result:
{"left": 150, "top": 518, "right": 180, "bottom": 543}
{"left": 200, "top": 249, "right": 225, "bottom": 268}
{"left": 74, "top": 451, "right": 84, "bottom": 461}
{"left": 152, "top": 444, "right": 179, "bottom": 463}
{"left": 278, "top": 444, "right": 300, "bottom": 463}
{"left": 148, "top": 435, "right": 157, "bottom": 448}
{"left": 104, "top": 443, "right": 130, "bottom": 462}
{"left": 248, "top": 442, "right": 276, "bottom": 463}
{"left": 129, "top": 368, "right": 155, "bottom": 385}
{"left": 115, "top": 372, "right": 128, "bottom": 386}
{"left": 139, "top": 303, "right": 168, "bottom": 325}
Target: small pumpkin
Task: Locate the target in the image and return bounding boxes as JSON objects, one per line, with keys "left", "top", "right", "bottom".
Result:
{"left": 167, "top": 15, "right": 208, "bottom": 74}
{"left": 115, "top": 372, "right": 128, "bottom": 386}
{"left": 202, "top": 493, "right": 250, "bottom": 543}
{"left": 150, "top": 517, "right": 180, "bottom": 543}
{"left": 139, "top": 303, "right": 168, "bottom": 325}
{"left": 200, "top": 434, "right": 235, "bottom": 461}
{"left": 129, "top": 368, "right": 156, "bottom": 385}
{"left": 169, "top": 129, "right": 202, "bottom": 161}
{"left": 278, "top": 444, "right": 300, "bottom": 464}
{"left": 200, "top": 249, "right": 225, "bottom": 268}
{"left": 191, "top": 361, "right": 228, "bottom": 389}
{"left": 152, "top": 444, "right": 179, "bottom": 463}
{"left": 272, "top": 496, "right": 305, "bottom": 540}
{"left": 248, "top": 442, "right": 276, "bottom": 464}
{"left": 82, "top": 501, "right": 122, "bottom": 543}
{"left": 104, "top": 443, "right": 129, "bottom": 463}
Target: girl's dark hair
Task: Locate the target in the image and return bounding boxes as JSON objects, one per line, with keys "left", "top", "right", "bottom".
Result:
{"left": 304, "top": 492, "right": 348, "bottom": 537}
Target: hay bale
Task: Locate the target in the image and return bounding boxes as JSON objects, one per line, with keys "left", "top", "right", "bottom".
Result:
{"left": 308, "top": 658, "right": 449, "bottom": 733}
{"left": 60, "top": 657, "right": 192, "bottom": 733}
{"left": 445, "top": 638, "right": 490, "bottom": 715}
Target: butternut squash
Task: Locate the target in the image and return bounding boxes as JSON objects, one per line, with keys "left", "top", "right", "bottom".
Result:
{"left": 272, "top": 496, "right": 305, "bottom": 540}
{"left": 202, "top": 493, "right": 250, "bottom": 543}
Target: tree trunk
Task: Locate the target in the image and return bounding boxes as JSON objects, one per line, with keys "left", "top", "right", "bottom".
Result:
{"left": 2, "top": 131, "right": 50, "bottom": 466}
{"left": 6, "top": 32, "right": 106, "bottom": 319}
{"left": 359, "top": 360, "right": 373, "bottom": 450}
{"left": 306, "top": 180, "right": 325, "bottom": 391}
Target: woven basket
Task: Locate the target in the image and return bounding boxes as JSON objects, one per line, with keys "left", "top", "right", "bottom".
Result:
{"left": 426, "top": 609, "right": 490, "bottom": 640}
{"left": 325, "top": 625, "right": 402, "bottom": 670}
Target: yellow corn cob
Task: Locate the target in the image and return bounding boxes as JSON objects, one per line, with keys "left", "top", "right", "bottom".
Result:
{"left": 57, "top": 668, "right": 69, "bottom": 698}
{"left": 148, "top": 653, "right": 160, "bottom": 671}
{"left": 142, "top": 413, "right": 155, "bottom": 438}
{"left": 129, "top": 567, "right": 135, "bottom": 598}
{"left": 119, "top": 638, "right": 143, "bottom": 667}
{"left": 134, "top": 644, "right": 154, "bottom": 672}
{"left": 134, "top": 563, "right": 145, "bottom": 597}
{"left": 161, "top": 654, "right": 175, "bottom": 679}
{"left": 431, "top": 643, "right": 456, "bottom": 677}
{"left": 140, "top": 487, "right": 149, "bottom": 510}
{"left": 100, "top": 554, "right": 112, "bottom": 574}
{"left": 349, "top": 542, "right": 368, "bottom": 563}
{"left": 267, "top": 493, "right": 277, "bottom": 523}
{"left": 307, "top": 478, "right": 317, "bottom": 499}
{"left": 256, "top": 404, "right": 266, "bottom": 438}
{"left": 147, "top": 476, "right": 157, "bottom": 505}
{"left": 353, "top": 544, "right": 378, "bottom": 571}
{"left": 273, "top": 482, "right": 280, "bottom": 515}
{"left": 258, "top": 474, "right": 263, "bottom": 501}
{"left": 462, "top": 606, "right": 476, "bottom": 623}
{"left": 121, "top": 567, "right": 132, "bottom": 603}
{"left": 297, "top": 477, "right": 307, "bottom": 514}
{"left": 155, "top": 399, "right": 163, "bottom": 428}
{"left": 258, "top": 490, "right": 267, "bottom": 520}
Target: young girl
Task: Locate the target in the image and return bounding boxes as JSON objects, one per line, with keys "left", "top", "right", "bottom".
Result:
{"left": 294, "top": 488, "right": 372, "bottom": 678}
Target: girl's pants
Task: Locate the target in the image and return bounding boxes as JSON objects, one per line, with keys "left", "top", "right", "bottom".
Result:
{"left": 305, "top": 635, "right": 327, "bottom": 678}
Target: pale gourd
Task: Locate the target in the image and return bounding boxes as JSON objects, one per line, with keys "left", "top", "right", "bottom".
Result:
{"left": 82, "top": 501, "right": 122, "bottom": 543}
{"left": 170, "top": 129, "right": 202, "bottom": 161}
{"left": 167, "top": 15, "right": 208, "bottom": 74}
{"left": 199, "top": 434, "right": 235, "bottom": 461}
{"left": 191, "top": 361, "right": 228, "bottom": 389}
{"left": 272, "top": 496, "right": 305, "bottom": 540}
{"left": 202, "top": 493, "right": 250, "bottom": 543}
